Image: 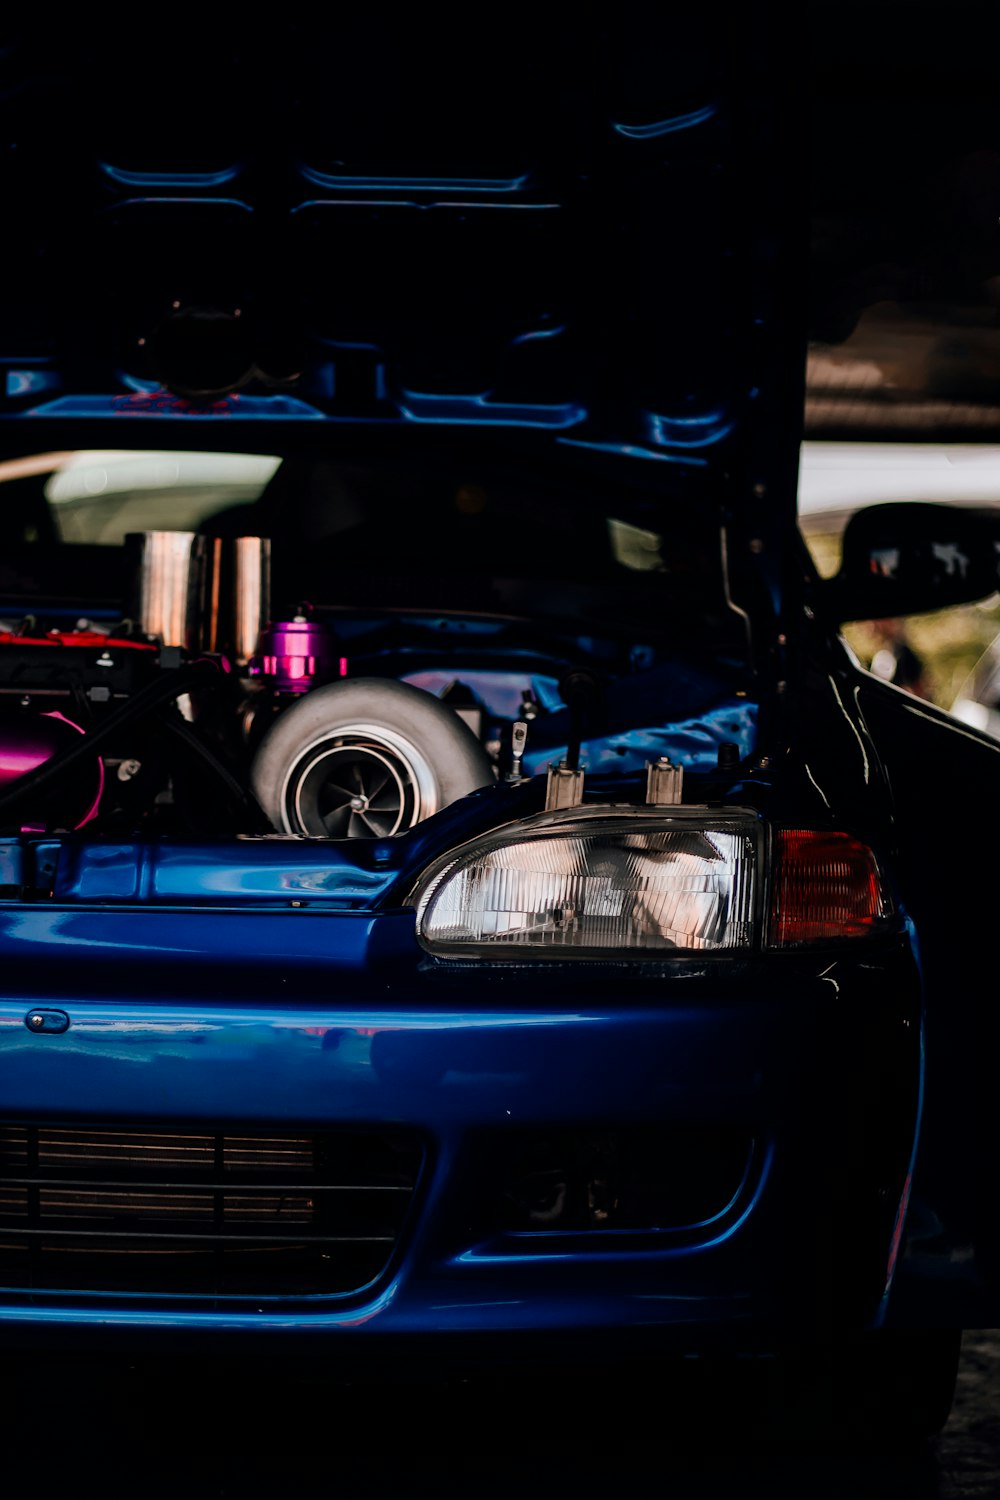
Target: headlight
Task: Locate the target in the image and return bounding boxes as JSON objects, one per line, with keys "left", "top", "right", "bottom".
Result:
{"left": 410, "top": 806, "right": 761, "bottom": 959}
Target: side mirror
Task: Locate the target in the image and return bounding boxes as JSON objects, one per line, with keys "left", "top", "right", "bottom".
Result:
{"left": 821, "top": 501, "right": 1000, "bottom": 623}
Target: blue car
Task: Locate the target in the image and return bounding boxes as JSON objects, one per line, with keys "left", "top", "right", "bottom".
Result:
{"left": 0, "top": 12, "right": 996, "bottom": 1439}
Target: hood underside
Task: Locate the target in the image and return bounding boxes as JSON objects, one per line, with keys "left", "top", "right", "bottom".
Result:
{"left": 0, "top": 12, "right": 805, "bottom": 536}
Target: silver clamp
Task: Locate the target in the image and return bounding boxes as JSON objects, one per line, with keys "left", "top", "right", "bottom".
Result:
{"left": 509, "top": 720, "right": 528, "bottom": 781}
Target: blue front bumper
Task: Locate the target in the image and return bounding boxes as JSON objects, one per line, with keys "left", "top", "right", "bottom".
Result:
{"left": 0, "top": 902, "right": 922, "bottom": 1354}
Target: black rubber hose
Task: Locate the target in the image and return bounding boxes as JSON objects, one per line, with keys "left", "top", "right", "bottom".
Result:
{"left": 0, "top": 657, "right": 224, "bottom": 818}
{"left": 559, "top": 668, "right": 601, "bottom": 773}
{"left": 154, "top": 708, "right": 272, "bottom": 832}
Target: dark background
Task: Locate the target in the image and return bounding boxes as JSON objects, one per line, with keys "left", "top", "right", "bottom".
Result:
{"left": 806, "top": 0, "right": 1000, "bottom": 441}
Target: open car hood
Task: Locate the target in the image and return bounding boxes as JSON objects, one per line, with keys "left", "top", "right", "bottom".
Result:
{"left": 0, "top": 13, "right": 805, "bottom": 537}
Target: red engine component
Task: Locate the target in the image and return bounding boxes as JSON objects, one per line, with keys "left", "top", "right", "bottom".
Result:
{"left": 0, "top": 710, "right": 104, "bottom": 830}
{"left": 0, "top": 630, "right": 159, "bottom": 831}
{"left": 0, "top": 631, "right": 156, "bottom": 651}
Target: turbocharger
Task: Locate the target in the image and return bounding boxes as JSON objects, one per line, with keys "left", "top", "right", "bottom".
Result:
{"left": 250, "top": 675, "right": 494, "bottom": 837}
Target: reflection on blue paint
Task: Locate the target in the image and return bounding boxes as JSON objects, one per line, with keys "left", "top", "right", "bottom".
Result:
{"left": 292, "top": 198, "right": 557, "bottom": 215}
{"left": 300, "top": 164, "right": 530, "bottom": 193}
{"left": 646, "top": 409, "right": 734, "bottom": 448}
{"left": 428, "top": 1300, "right": 525, "bottom": 1311}
{"left": 54, "top": 839, "right": 396, "bottom": 905}
{"left": 5, "top": 368, "right": 60, "bottom": 397}
{"left": 879, "top": 1003, "right": 925, "bottom": 1323}
{"left": 15, "top": 391, "right": 589, "bottom": 429}
{"left": 510, "top": 325, "right": 568, "bottom": 344}
{"left": 522, "top": 699, "right": 758, "bottom": 777}
{"left": 0, "top": 1278, "right": 401, "bottom": 1324}
{"left": 100, "top": 163, "right": 241, "bottom": 189}
{"left": 5, "top": 909, "right": 200, "bottom": 956}
{"left": 112, "top": 197, "right": 252, "bottom": 213}
{"left": 12, "top": 389, "right": 732, "bottom": 447}
{"left": 398, "top": 391, "right": 585, "bottom": 428}
{"left": 118, "top": 373, "right": 161, "bottom": 394}
{"left": 613, "top": 103, "right": 716, "bottom": 139}
{"left": 693, "top": 1141, "right": 774, "bottom": 1251}
{"left": 404, "top": 669, "right": 563, "bottom": 721}
{"left": 22, "top": 394, "right": 326, "bottom": 420}
{"left": 558, "top": 438, "right": 707, "bottom": 466}
{"left": 532, "top": 677, "right": 567, "bottom": 713}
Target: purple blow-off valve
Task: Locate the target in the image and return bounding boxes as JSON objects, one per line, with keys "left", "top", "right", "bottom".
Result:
{"left": 252, "top": 615, "right": 341, "bottom": 694}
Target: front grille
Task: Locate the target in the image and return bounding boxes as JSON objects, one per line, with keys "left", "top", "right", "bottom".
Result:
{"left": 0, "top": 1124, "right": 423, "bottom": 1301}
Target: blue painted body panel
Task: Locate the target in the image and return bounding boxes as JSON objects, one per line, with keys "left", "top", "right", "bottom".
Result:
{"left": 0, "top": 877, "right": 924, "bottom": 1347}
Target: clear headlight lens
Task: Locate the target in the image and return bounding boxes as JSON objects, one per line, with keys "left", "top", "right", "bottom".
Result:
{"left": 412, "top": 807, "right": 761, "bottom": 959}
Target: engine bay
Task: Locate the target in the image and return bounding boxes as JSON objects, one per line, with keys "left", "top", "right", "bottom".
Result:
{"left": 0, "top": 451, "right": 760, "bottom": 840}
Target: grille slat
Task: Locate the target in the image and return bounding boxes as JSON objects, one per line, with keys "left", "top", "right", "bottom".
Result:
{"left": 0, "top": 1226, "right": 397, "bottom": 1244}
{"left": 0, "top": 1176, "right": 413, "bottom": 1192}
{"left": 0, "top": 1124, "right": 422, "bottom": 1302}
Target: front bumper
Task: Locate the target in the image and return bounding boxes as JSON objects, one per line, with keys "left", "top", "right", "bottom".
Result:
{"left": 0, "top": 904, "right": 922, "bottom": 1355}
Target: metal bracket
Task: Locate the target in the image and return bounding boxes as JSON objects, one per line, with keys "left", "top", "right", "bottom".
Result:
{"left": 545, "top": 760, "right": 585, "bottom": 810}
{"left": 645, "top": 756, "right": 683, "bottom": 806}
{"left": 509, "top": 720, "right": 528, "bottom": 781}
